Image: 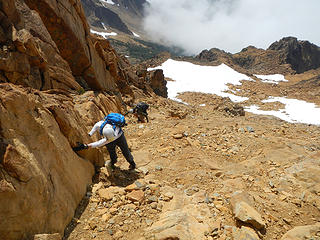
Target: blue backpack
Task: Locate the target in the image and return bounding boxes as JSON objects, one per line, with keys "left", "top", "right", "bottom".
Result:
{"left": 99, "top": 113, "right": 126, "bottom": 135}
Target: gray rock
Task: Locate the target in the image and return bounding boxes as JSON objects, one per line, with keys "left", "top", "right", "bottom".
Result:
{"left": 155, "top": 166, "right": 163, "bottom": 171}
{"left": 147, "top": 196, "right": 158, "bottom": 203}
{"left": 246, "top": 126, "right": 255, "bottom": 133}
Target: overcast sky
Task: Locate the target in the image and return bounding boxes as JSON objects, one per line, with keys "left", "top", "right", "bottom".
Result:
{"left": 143, "top": 0, "right": 320, "bottom": 55}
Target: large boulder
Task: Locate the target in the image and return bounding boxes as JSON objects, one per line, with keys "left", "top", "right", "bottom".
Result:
{"left": 150, "top": 69, "right": 168, "bottom": 98}
{"left": 280, "top": 223, "right": 320, "bottom": 240}
{"left": 146, "top": 188, "right": 213, "bottom": 240}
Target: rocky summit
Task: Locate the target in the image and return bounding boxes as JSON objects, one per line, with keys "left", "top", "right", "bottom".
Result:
{"left": 1, "top": 0, "right": 320, "bottom": 240}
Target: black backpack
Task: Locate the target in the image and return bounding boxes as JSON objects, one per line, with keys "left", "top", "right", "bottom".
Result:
{"left": 135, "top": 102, "right": 149, "bottom": 113}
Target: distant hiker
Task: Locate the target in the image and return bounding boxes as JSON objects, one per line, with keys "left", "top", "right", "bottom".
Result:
{"left": 126, "top": 102, "right": 149, "bottom": 123}
{"left": 73, "top": 113, "right": 136, "bottom": 171}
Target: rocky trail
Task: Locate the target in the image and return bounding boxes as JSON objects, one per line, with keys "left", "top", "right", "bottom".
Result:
{"left": 65, "top": 94, "right": 320, "bottom": 240}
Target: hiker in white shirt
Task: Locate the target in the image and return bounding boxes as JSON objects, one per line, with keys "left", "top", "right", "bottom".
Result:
{"left": 73, "top": 120, "right": 136, "bottom": 170}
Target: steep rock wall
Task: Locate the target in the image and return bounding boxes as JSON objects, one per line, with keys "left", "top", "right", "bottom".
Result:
{"left": 0, "top": 0, "right": 82, "bottom": 90}
{"left": 23, "top": 0, "right": 116, "bottom": 90}
{"left": 0, "top": 83, "right": 123, "bottom": 239}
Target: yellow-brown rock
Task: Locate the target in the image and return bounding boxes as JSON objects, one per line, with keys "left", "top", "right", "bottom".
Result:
{"left": 0, "top": 83, "right": 122, "bottom": 239}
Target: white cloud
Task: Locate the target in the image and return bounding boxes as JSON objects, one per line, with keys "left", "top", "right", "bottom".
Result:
{"left": 143, "top": 0, "right": 320, "bottom": 55}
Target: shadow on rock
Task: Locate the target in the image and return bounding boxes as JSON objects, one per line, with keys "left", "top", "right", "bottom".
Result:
{"left": 63, "top": 184, "right": 92, "bottom": 239}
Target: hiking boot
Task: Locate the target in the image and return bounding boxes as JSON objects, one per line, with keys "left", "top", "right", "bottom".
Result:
{"left": 109, "top": 164, "right": 116, "bottom": 170}
{"left": 129, "top": 163, "right": 136, "bottom": 171}
{"left": 105, "top": 161, "right": 115, "bottom": 170}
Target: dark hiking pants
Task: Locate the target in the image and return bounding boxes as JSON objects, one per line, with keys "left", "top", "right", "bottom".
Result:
{"left": 106, "top": 133, "right": 135, "bottom": 166}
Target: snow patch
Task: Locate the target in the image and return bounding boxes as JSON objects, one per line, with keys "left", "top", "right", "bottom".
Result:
{"left": 246, "top": 97, "right": 320, "bottom": 125}
{"left": 100, "top": 0, "right": 114, "bottom": 5}
{"left": 255, "top": 74, "right": 288, "bottom": 84}
{"left": 148, "top": 59, "right": 251, "bottom": 103}
{"left": 90, "top": 29, "right": 117, "bottom": 39}
{"left": 132, "top": 32, "right": 140, "bottom": 38}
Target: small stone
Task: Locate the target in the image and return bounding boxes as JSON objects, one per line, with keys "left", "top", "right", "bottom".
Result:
{"left": 205, "top": 196, "right": 213, "bottom": 204}
{"left": 109, "top": 207, "right": 118, "bottom": 215}
{"left": 125, "top": 181, "right": 145, "bottom": 192}
{"left": 246, "top": 126, "right": 255, "bottom": 133}
{"left": 98, "top": 188, "right": 114, "bottom": 201}
{"left": 108, "top": 218, "right": 115, "bottom": 225}
{"left": 173, "top": 133, "right": 184, "bottom": 139}
{"left": 269, "top": 181, "right": 275, "bottom": 188}
{"left": 127, "top": 190, "right": 145, "bottom": 203}
{"left": 89, "top": 222, "right": 97, "bottom": 230}
{"left": 233, "top": 226, "right": 260, "bottom": 240}
{"left": 163, "top": 192, "right": 174, "bottom": 200}
{"left": 146, "top": 219, "right": 153, "bottom": 226}
{"left": 155, "top": 166, "right": 163, "bottom": 171}
{"left": 147, "top": 196, "right": 158, "bottom": 203}
{"left": 280, "top": 223, "right": 320, "bottom": 240}
{"left": 283, "top": 218, "right": 292, "bottom": 225}
{"left": 92, "top": 182, "right": 103, "bottom": 193}
{"left": 101, "top": 213, "right": 111, "bottom": 222}
{"left": 33, "top": 233, "right": 61, "bottom": 240}
{"left": 233, "top": 201, "right": 265, "bottom": 230}
{"left": 107, "top": 229, "right": 114, "bottom": 235}
{"left": 139, "top": 167, "right": 149, "bottom": 175}
{"left": 150, "top": 202, "right": 158, "bottom": 209}
{"left": 238, "top": 128, "right": 245, "bottom": 133}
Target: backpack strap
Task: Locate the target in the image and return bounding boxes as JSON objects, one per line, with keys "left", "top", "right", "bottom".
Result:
{"left": 99, "top": 118, "right": 108, "bottom": 135}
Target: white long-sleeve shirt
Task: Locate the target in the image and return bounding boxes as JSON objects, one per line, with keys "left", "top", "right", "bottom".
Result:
{"left": 87, "top": 121, "right": 123, "bottom": 148}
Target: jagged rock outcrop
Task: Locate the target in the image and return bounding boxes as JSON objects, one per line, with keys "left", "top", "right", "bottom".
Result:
{"left": 91, "top": 35, "right": 134, "bottom": 99}
{"left": 149, "top": 69, "right": 167, "bottom": 98}
{"left": 0, "top": 0, "right": 81, "bottom": 91}
{"left": 196, "top": 37, "right": 320, "bottom": 75}
{"left": 196, "top": 48, "right": 231, "bottom": 63}
{"left": 268, "top": 37, "right": 320, "bottom": 73}
{"left": 23, "top": 0, "right": 116, "bottom": 90}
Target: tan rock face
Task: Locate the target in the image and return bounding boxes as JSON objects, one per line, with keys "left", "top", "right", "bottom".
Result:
{"left": 0, "top": 0, "right": 83, "bottom": 91}
{"left": 280, "top": 223, "right": 320, "bottom": 240}
{"left": 23, "top": 0, "right": 115, "bottom": 91}
{"left": 150, "top": 69, "right": 167, "bottom": 98}
{"left": 0, "top": 83, "right": 122, "bottom": 239}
